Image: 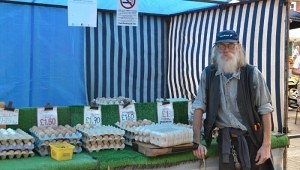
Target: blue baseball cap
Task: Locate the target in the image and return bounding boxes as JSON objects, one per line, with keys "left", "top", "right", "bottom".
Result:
{"left": 215, "top": 30, "right": 239, "bottom": 44}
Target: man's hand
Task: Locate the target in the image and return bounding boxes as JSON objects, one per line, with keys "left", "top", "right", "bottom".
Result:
{"left": 255, "top": 144, "right": 271, "bottom": 165}
{"left": 193, "top": 144, "right": 207, "bottom": 160}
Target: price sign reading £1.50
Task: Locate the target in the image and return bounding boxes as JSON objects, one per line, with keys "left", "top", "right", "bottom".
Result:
{"left": 37, "top": 107, "right": 58, "bottom": 127}
{"left": 119, "top": 103, "right": 137, "bottom": 122}
{"left": 84, "top": 106, "right": 102, "bottom": 127}
{"left": 157, "top": 102, "right": 174, "bottom": 124}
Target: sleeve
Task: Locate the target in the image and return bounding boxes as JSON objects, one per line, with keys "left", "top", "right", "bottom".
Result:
{"left": 293, "top": 57, "right": 300, "bottom": 69}
{"left": 192, "top": 68, "right": 207, "bottom": 112}
{"left": 252, "top": 67, "right": 274, "bottom": 115}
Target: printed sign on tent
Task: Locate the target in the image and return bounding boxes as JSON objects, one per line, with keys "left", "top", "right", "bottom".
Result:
{"left": 0, "top": 108, "right": 19, "bottom": 125}
{"left": 84, "top": 106, "right": 102, "bottom": 127}
{"left": 117, "top": 0, "right": 138, "bottom": 26}
{"left": 37, "top": 107, "right": 58, "bottom": 127}
{"left": 68, "top": 0, "right": 97, "bottom": 27}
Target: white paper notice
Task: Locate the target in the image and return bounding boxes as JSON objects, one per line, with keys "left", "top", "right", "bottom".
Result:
{"left": 37, "top": 107, "right": 58, "bottom": 127}
{"left": 157, "top": 102, "right": 174, "bottom": 124}
{"left": 84, "top": 106, "right": 102, "bottom": 127}
{"left": 117, "top": 0, "right": 138, "bottom": 26}
{"left": 68, "top": 0, "right": 97, "bottom": 27}
{"left": 0, "top": 108, "right": 19, "bottom": 125}
{"left": 119, "top": 103, "right": 137, "bottom": 122}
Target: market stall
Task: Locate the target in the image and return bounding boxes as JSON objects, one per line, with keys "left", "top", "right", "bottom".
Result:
{"left": 0, "top": 102, "right": 288, "bottom": 170}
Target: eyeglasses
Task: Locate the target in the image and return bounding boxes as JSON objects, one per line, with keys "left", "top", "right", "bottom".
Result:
{"left": 216, "top": 43, "right": 236, "bottom": 50}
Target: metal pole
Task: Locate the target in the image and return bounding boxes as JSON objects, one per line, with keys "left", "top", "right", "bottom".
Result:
{"left": 284, "top": 0, "right": 291, "bottom": 170}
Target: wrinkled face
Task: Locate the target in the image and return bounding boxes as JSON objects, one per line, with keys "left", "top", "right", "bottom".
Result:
{"left": 216, "top": 42, "right": 237, "bottom": 61}
{"left": 215, "top": 42, "right": 239, "bottom": 73}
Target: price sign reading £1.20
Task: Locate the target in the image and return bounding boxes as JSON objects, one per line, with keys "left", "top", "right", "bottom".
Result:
{"left": 84, "top": 106, "right": 102, "bottom": 127}
{"left": 0, "top": 108, "right": 19, "bottom": 125}
{"left": 37, "top": 107, "right": 58, "bottom": 127}
{"left": 119, "top": 103, "right": 137, "bottom": 122}
{"left": 157, "top": 102, "right": 174, "bottom": 124}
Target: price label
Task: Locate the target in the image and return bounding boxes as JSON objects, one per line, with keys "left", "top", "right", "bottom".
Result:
{"left": 157, "top": 102, "right": 174, "bottom": 124}
{"left": 119, "top": 103, "right": 137, "bottom": 122}
{"left": 84, "top": 106, "right": 102, "bottom": 127}
{"left": 0, "top": 108, "right": 19, "bottom": 125}
{"left": 37, "top": 107, "right": 58, "bottom": 127}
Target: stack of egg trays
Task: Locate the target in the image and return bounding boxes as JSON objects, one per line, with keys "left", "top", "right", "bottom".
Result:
{"left": 121, "top": 128, "right": 135, "bottom": 146}
{"left": 29, "top": 128, "right": 82, "bottom": 156}
{"left": 79, "top": 130, "right": 125, "bottom": 152}
{"left": 0, "top": 129, "right": 35, "bottom": 159}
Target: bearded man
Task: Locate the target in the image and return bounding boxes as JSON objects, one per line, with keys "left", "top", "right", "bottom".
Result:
{"left": 192, "top": 30, "right": 274, "bottom": 170}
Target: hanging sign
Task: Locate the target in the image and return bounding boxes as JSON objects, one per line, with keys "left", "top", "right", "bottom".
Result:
{"left": 117, "top": 0, "right": 138, "bottom": 26}
{"left": 157, "top": 102, "right": 174, "bottom": 124}
{"left": 37, "top": 107, "right": 58, "bottom": 127}
{"left": 0, "top": 108, "right": 19, "bottom": 125}
{"left": 84, "top": 106, "right": 102, "bottom": 127}
{"left": 68, "top": 0, "right": 97, "bottom": 27}
{"left": 119, "top": 103, "right": 137, "bottom": 122}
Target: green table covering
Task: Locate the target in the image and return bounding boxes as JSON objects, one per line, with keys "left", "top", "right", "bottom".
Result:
{"left": 0, "top": 153, "right": 98, "bottom": 170}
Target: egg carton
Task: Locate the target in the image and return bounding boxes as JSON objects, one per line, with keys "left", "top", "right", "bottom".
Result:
{"left": 0, "top": 150, "right": 34, "bottom": 160}
{"left": 34, "top": 137, "right": 82, "bottom": 148}
{"left": 0, "top": 144, "right": 34, "bottom": 152}
{"left": 30, "top": 128, "right": 82, "bottom": 141}
{"left": 0, "top": 129, "right": 34, "bottom": 146}
{"left": 81, "top": 140, "right": 125, "bottom": 152}
{"left": 34, "top": 145, "right": 50, "bottom": 156}
{"left": 95, "top": 97, "right": 134, "bottom": 105}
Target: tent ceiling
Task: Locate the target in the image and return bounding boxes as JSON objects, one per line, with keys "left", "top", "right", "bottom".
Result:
{"left": 5, "top": 0, "right": 231, "bottom": 15}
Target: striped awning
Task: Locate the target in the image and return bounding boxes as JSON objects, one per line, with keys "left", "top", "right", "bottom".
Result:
{"left": 167, "top": 0, "right": 286, "bottom": 132}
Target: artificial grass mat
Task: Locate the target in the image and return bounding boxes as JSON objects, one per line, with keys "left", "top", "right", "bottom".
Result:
{"left": 0, "top": 153, "right": 98, "bottom": 170}
{"left": 0, "top": 134, "right": 288, "bottom": 170}
{"left": 89, "top": 134, "right": 288, "bottom": 170}
{"left": 89, "top": 140, "right": 218, "bottom": 170}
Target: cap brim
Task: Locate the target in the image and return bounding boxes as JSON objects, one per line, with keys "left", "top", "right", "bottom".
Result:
{"left": 215, "top": 39, "right": 239, "bottom": 43}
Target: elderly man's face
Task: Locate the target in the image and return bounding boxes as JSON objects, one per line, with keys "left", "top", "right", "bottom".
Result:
{"left": 216, "top": 42, "right": 237, "bottom": 61}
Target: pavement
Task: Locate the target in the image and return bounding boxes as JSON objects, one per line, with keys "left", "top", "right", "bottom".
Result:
{"left": 286, "top": 109, "right": 300, "bottom": 170}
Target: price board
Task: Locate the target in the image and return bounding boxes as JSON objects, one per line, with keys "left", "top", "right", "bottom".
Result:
{"left": 0, "top": 108, "right": 19, "bottom": 125}
{"left": 84, "top": 106, "right": 102, "bottom": 127}
{"left": 157, "top": 102, "right": 174, "bottom": 124}
{"left": 37, "top": 107, "right": 58, "bottom": 127}
{"left": 119, "top": 103, "right": 137, "bottom": 122}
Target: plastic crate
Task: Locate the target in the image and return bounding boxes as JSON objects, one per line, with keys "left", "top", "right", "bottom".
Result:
{"left": 50, "top": 143, "right": 74, "bottom": 161}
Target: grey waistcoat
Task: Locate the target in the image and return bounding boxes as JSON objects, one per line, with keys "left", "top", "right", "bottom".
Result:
{"left": 204, "top": 64, "right": 263, "bottom": 148}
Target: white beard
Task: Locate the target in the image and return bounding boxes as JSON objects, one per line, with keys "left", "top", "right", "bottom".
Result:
{"left": 217, "top": 52, "right": 239, "bottom": 74}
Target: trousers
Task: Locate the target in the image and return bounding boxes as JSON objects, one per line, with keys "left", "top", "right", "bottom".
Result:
{"left": 217, "top": 130, "right": 273, "bottom": 170}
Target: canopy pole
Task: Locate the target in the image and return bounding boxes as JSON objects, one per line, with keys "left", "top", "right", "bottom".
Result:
{"left": 284, "top": 0, "right": 291, "bottom": 170}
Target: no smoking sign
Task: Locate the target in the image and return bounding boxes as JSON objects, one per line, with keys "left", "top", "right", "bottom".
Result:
{"left": 120, "top": 0, "right": 136, "bottom": 9}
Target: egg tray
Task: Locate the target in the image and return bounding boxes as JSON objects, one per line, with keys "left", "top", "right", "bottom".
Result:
{"left": 81, "top": 140, "right": 125, "bottom": 152}
{"left": 0, "top": 150, "right": 35, "bottom": 160}
{"left": 29, "top": 128, "right": 82, "bottom": 141}
{"left": 0, "top": 143, "right": 34, "bottom": 152}
{"left": 34, "top": 142, "right": 82, "bottom": 156}
{"left": 33, "top": 136, "right": 81, "bottom": 148}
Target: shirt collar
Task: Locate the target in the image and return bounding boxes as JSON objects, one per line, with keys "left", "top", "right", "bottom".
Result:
{"left": 215, "top": 69, "right": 241, "bottom": 79}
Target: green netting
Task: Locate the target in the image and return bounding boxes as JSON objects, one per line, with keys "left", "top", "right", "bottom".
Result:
{"left": 101, "top": 105, "right": 120, "bottom": 125}
{"left": 173, "top": 102, "right": 188, "bottom": 124}
{"left": 135, "top": 102, "right": 158, "bottom": 122}
{"left": 69, "top": 105, "right": 84, "bottom": 126}
{"left": 57, "top": 107, "right": 71, "bottom": 125}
